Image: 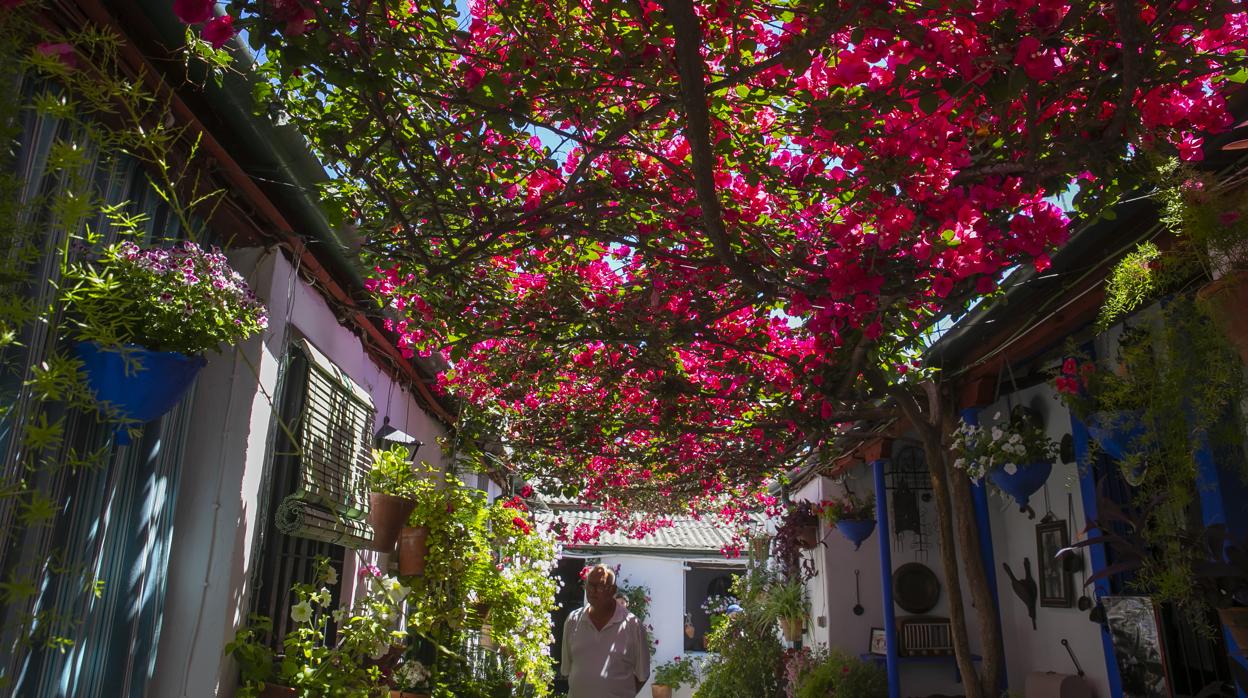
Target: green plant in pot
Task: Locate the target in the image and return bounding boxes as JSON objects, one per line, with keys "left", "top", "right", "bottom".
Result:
{"left": 652, "top": 656, "right": 698, "bottom": 698}
{"left": 1155, "top": 159, "right": 1248, "bottom": 364}
{"left": 816, "top": 492, "right": 876, "bottom": 551}
{"left": 764, "top": 579, "right": 809, "bottom": 643}
{"left": 60, "top": 239, "right": 268, "bottom": 442}
{"left": 367, "top": 445, "right": 425, "bottom": 552}
{"left": 951, "top": 406, "right": 1058, "bottom": 511}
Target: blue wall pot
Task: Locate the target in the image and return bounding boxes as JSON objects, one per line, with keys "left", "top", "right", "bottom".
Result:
{"left": 1084, "top": 411, "right": 1146, "bottom": 461}
{"left": 835, "top": 519, "right": 876, "bottom": 551}
{"left": 987, "top": 460, "right": 1053, "bottom": 508}
{"left": 75, "top": 342, "right": 206, "bottom": 444}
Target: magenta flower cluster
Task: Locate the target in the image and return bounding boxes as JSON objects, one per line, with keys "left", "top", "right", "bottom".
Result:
{"left": 67, "top": 240, "right": 268, "bottom": 355}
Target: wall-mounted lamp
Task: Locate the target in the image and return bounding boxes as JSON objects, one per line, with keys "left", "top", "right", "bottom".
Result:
{"left": 374, "top": 416, "right": 422, "bottom": 457}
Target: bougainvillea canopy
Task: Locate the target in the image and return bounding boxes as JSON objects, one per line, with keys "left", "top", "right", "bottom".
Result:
{"left": 185, "top": 0, "right": 1245, "bottom": 529}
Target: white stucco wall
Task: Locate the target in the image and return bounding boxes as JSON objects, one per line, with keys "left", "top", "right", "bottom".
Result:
{"left": 804, "top": 461, "right": 980, "bottom": 697}
{"left": 150, "top": 248, "right": 449, "bottom": 697}
{"left": 980, "top": 382, "right": 1110, "bottom": 698}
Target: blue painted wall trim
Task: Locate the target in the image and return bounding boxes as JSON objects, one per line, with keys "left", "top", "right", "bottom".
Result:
{"left": 873, "top": 458, "right": 901, "bottom": 698}
{"left": 962, "top": 407, "right": 1008, "bottom": 693}
{"left": 1070, "top": 412, "right": 1125, "bottom": 698}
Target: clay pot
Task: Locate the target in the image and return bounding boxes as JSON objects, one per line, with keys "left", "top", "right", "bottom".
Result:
{"left": 1198, "top": 270, "right": 1248, "bottom": 365}
{"left": 480, "top": 622, "right": 495, "bottom": 649}
{"left": 397, "top": 526, "right": 429, "bottom": 576}
{"left": 795, "top": 523, "right": 819, "bottom": 550}
{"left": 259, "top": 685, "right": 297, "bottom": 698}
{"left": 652, "top": 685, "right": 674, "bottom": 698}
{"left": 1219, "top": 607, "right": 1248, "bottom": 654}
{"left": 368, "top": 492, "right": 417, "bottom": 552}
{"left": 780, "top": 616, "right": 804, "bottom": 642}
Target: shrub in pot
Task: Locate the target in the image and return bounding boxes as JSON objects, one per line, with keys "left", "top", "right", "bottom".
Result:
{"left": 763, "top": 579, "right": 808, "bottom": 643}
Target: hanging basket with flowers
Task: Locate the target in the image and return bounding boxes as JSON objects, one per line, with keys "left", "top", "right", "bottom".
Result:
{"left": 816, "top": 492, "right": 876, "bottom": 551}
{"left": 61, "top": 240, "right": 267, "bottom": 443}
{"left": 952, "top": 407, "right": 1058, "bottom": 511}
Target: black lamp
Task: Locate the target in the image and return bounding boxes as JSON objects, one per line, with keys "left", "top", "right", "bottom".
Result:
{"left": 374, "top": 416, "right": 422, "bottom": 456}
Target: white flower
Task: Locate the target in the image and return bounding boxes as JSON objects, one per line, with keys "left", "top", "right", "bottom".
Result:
{"left": 321, "top": 566, "right": 338, "bottom": 585}
{"left": 369, "top": 639, "right": 389, "bottom": 660}
{"left": 385, "top": 578, "right": 410, "bottom": 604}
{"left": 994, "top": 412, "right": 1002, "bottom": 420}
{"left": 314, "top": 587, "right": 332, "bottom": 606}
{"left": 991, "top": 427, "right": 1004, "bottom": 441}
{"left": 953, "top": 458, "right": 966, "bottom": 470}
{"left": 1002, "top": 462, "right": 1018, "bottom": 475}
{"left": 1008, "top": 433, "right": 1022, "bottom": 444}
{"left": 290, "top": 601, "right": 313, "bottom": 624}
{"left": 332, "top": 608, "right": 348, "bottom": 624}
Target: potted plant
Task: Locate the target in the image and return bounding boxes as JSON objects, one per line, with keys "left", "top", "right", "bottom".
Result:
{"left": 1054, "top": 354, "right": 1148, "bottom": 462}
{"left": 817, "top": 492, "right": 876, "bottom": 551}
{"left": 1154, "top": 160, "right": 1248, "bottom": 364}
{"left": 389, "top": 658, "right": 432, "bottom": 698}
{"left": 60, "top": 240, "right": 267, "bottom": 443}
{"left": 951, "top": 406, "right": 1058, "bottom": 510}
{"left": 764, "top": 579, "right": 809, "bottom": 643}
{"left": 368, "top": 445, "right": 422, "bottom": 552}
{"left": 652, "top": 655, "right": 698, "bottom": 698}
{"left": 226, "top": 560, "right": 386, "bottom": 696}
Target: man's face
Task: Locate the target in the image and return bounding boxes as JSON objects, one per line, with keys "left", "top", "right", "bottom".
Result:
{"left": 585, "top": 573, "right": 616, "bottom": 610}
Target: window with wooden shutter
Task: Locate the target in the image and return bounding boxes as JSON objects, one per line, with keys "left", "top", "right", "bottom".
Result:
{"left": 273, "top": 339, "right": 376, "bottom": 548}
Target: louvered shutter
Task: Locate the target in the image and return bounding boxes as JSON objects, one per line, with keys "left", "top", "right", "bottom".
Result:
{"left": 274, "top": 339, "right": 375, "bottom": 548}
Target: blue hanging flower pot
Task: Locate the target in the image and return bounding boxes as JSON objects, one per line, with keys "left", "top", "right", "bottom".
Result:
{"left": 1084, "top": 411, "right": 1146, "bottom": 461}
{"left": 75, "top": 342, "right": 206, "bottom": 445}
{"left": 986, "top": 460, "right": 1053, "bottom": 509}
{"left": 835, "top": 519, "right": 876, "bottom": 551}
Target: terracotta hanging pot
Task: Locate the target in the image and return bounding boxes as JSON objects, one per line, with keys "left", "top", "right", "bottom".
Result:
{"left": 368, "top": 493, "right": 417, "bottom": 552}
{"left": 795, "top": 523, "right": 819, "bottom": 550}
{"left": 780, "top": 616, "right": 804, "bottom": 642}
{"left": 1198, "top": 270, "right": 1248, "bottom": 365}
{"left": 651, "top": 685, "right": 674, "bottom": 698}
{"left": 1220, "top": 607, "right": 1248, "bottom": 654}
{"left": 397, "top": 526, "right": 429, "bottom": 576}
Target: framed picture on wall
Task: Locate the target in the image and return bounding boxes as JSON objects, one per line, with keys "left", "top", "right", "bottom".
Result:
{"left": 1036, "top": 519, "right": 1073, "bottom": 607}
{"left": 869, "top": 627, "right": 887, "bottom": 655}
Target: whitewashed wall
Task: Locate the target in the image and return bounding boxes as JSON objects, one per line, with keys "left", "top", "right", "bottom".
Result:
{"left": 150, "top": 249, "right": 449, "bottom": 697}
{"left": 980, "top": 382, "right": 1110, "bottom": 697}
{"left": 805, "top": 457, "right": 985, "bottom": 696}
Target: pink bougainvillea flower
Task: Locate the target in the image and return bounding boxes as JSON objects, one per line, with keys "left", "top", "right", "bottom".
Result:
{"left": 519, "top": 484, "right": 534, "bottom": 498}
{"left": 1176, "top": 133, "right": 1205, "bottom": 161}
{"left": 1014, "top": 37, "right": 1064, "bottom": 81}
{"left": 201, "top": 14, "right": 235, "bottom": 49}
{"left": 172, "top": 0, "right": 214, "bottom": 24}
{"left": 35, "top": 42, "right": 76, "bottom": 69}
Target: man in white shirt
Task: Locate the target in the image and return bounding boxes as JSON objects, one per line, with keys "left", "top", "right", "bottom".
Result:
{"left": 561, "top": 564, "right": 650, "bottom": 698}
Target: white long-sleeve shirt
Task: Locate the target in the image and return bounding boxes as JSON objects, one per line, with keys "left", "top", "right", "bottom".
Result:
{"left": 561, "top": 603, "right": 650, "bottom": 698}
